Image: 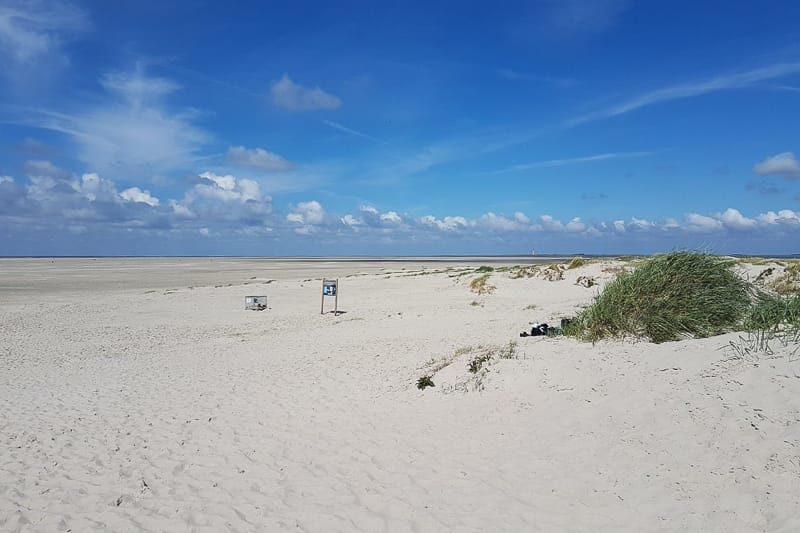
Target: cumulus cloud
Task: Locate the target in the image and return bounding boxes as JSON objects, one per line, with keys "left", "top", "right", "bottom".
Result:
{"left": 684, "top": 213, "right": 724, "bottom": 232}
{"left": 716, "top": 208, "right": 756, "bottom": 230}
{"left": 226, "top": 145, "right": 293, "bottom": 172}
{"left": 287, "top": 200, "right": 325, "bottom": 230}
{"left": 270, "top": 74, "right": 341, "bottom": 111}
{"left": 177, "top": 171, "right": 272, "bottom": 226}
{"left": 120, "top": 187, "right": 159, "bottom": 207}
{"left": 420, "top": 215, "right": 471, "bottom": 231}
{"left": 753, "top": 152, "right": 800, "bottom": 180}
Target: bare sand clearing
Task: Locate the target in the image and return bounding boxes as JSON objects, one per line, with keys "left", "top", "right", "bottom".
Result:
{"left": 1, "top": 258, "right": 799, "bottom": 531}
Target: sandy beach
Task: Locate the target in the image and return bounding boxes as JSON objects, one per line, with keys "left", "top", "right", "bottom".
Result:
{"left": 2, "top": 258, "right": 799, "bottom": 532}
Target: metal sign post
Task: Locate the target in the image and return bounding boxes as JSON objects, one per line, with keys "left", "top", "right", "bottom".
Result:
{"left": 321, "top": 278, "right": 339, "bottom": 314}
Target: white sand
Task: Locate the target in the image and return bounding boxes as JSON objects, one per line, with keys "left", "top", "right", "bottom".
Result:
{"left": 1, "top": 259, "right": 799, "bottom": 532}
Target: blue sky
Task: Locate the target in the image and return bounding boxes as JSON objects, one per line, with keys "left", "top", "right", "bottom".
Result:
{"left": 1, "top": 0, "right": 799, "bottom": 256}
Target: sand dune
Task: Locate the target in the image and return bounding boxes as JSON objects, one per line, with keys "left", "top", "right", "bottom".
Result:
{"left": 1, "top": 259, "right": 799, "bottom": 531}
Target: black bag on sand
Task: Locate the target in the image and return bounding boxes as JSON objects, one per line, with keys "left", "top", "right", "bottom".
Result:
{"left": 520, "top": 323, "right": 549, "bottom": 337}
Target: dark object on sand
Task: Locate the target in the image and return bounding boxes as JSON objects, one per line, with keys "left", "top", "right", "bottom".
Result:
{"left": 520, "top": 323, "right": 549, "bottom": 337}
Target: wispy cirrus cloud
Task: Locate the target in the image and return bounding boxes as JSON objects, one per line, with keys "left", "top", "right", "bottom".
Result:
{"left": 568, "top": 62, "right": 800, "bottom": 127}
{"left": 494, "top": 151, "right": 652, "bottom": 174}
{"left": 322, "top": 120, "right": 390, "bottom": 146}
{"left": 270, "top": 74, "right": 341, "bottom": 111}
{"left": 6, "top": 67, "right": 211, "bottom": 180}
{"left": 0, "top": 0, "right": 89, "bottom": 67}
{"left": 497, "top": 68, "right": 575, "bottom": 88}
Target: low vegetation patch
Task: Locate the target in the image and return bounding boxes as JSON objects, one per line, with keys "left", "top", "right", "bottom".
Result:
{"left": 565, "top": 251, "right": 754, "bottom": 343}
{"left": 470, "top": 274, "right": 496, "bottom": 294}
{"left": 567, "top": 257, "right": 586, "bottom": 269}
{"left": 475, "top": 265, "right": 494, "bottom": 273}
{"left": 772, "top": 262, "right": 800, "bottom": 295}
{"left": 745, "top": 294, "right": 800, "bottom": 331}
{"left": 417, "top": 375, "right": 435, "bottom": 390}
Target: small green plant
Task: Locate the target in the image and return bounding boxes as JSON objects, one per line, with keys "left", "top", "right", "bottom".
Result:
{"left": 468, "top": 353, "right": 492, "bottom": 373}
{"left": 417, "top": 375, "right": 435, "bottom": 390}
{"left": 567, "top": 257, "right": 586, "bottom": 269}
{"left": 524, "top": 304, "right": 537, "bottom": 310}
{"left": 475, "top": 265, "right": 494, "bottom": 273}
{"left": 470, "top": 300, "right": 481, "bottom": 306}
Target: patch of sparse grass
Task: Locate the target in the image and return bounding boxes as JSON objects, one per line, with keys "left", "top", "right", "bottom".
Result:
{"left": 509, "top": 266, "right": 538, "bottom": 279}
{"left": 524, "top": 303, "right": 537, "bottom": 310}
{"left": 475, "top": 265, "right": 494, "bottom": 273}
{"left": 772, "top": 262, "right": 800, "bottom": 295}
{"left": 498, "top": 340, "right": 518, "bottom": 359}
{"left": 566, "top": 251, "right": 753, "bottom": 343}
{"left": 467, "top": 340, "right": 517, "bottom": 373}
{"left": 470, "top": 274, "right": 496, "bottom": 294}
{"left": 470, "top": 300, "right": 481, "bottom": 307}
{"left": 567, "top": 257, "right": 586, "bottom": 269}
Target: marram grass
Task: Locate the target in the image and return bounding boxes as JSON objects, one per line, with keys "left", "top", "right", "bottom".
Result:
{"left": 565, "top": 251, "right": 754, "bottom": 343}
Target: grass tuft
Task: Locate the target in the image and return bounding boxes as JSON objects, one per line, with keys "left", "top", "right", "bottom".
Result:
{"left": 470, "top": 274, "right": 496, "bottom": 294}
{"left": 745, "top": 293, "right": 800, "bottom": 331}
{"left": 417, "top": 375, "right": 435, "bottom": 390}
{"left": 567, "top": 257, "right": 586, "bottom": 269}
{"left": 565, "top": 251, "right": 753, "bottom": 343}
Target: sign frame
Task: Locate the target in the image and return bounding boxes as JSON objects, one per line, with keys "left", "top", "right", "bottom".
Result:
{"left": 245, "top": 295, "right": 268, "bottom": 311}
{"left": 321, "top": 278, "right": 339, "bottom": 314}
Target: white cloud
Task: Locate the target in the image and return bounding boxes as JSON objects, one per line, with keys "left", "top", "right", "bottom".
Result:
{"left": 480, "top": 212, "right": 525, "bottom": 231}
{"left": 758, "top": 209, "right": 800, "bottom": 226}
{"left": 753, "top": 152, "right": 800, "bottom": 180}
{"left": 16, "top": 68, "right": 210, "bottom": 180}
{"left": 0, "top": 0, "right": 88, "bottom": 65}
{"left": 514, "top": 212, "right": 530, "bottom": 224}
{"left": 226, "top": 145, "right": 293, "bottom": 172}
{"left": 684, "top": 213, "right": 724, "bottom": 232}
{"left": 570, "top": 62, "right": 800, "bottom": 126}
{"left": 380, "top": 211, "right": 402, "bottom": 224}
{"left": 120, "top": 186, "right": 160, "bottom": 207}
{"left": 199, "top": 227, "right": 209, "bottom": 236}
{"left": 717, "top": 208, "right": 756, "bottom": 230}
{"left": 420, "top": 215, "right": 471, "bottom": 231}
{"left": 270, "top": 74, "right": 341, "bottom": 111}
{"left": 177, "top": 171, "right": 272, "bottom": 228}
{"left": 340, "top": 214, "right": 362, "bottom": 226}
{"left": 565, "top": 217, "right": 586, "bottom": 232}
{"left": 322, "top": 120, "right": 388, "bottom": 145}
{"left": 287, "top": 200, "right": 325, "bottom": 225}
{"left": 496, "top": 151, "right": 651, "bottom": 173}
{"left": 100, "top": 70, "right": 179, "bottom": 107}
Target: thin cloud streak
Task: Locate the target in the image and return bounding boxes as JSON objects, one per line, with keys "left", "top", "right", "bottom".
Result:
{"left": 322, "top": 120, "right": 392, "bottom": 146}
{"left": 568, "top": 61, "right": 800, "bottom": 127}
{"left": 494, "top": 151, "right": 652, "bottom": 174}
